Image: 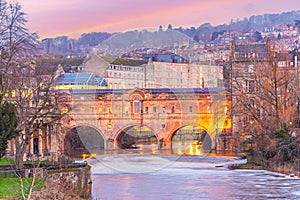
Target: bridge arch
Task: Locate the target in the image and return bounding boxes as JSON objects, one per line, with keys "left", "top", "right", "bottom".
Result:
{"left": 115, "top": 124, "right": 158, "bottom": 151}
{"left": 167, "top": 124, "right": 212, "bottom": 155}
{"left": 64, "top": 124, "right": 105, "bottom": 158}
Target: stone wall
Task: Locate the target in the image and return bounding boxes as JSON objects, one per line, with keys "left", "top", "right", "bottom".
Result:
{"left": 30, "top": 166, "right": 92, "bottom": 199}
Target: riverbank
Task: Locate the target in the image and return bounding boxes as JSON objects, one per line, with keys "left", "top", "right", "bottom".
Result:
{"left": 227, "top": 156, "right": 300, "bottom": 177}
{"left": 0, "top": 158, "right": 92, "bottom": 199}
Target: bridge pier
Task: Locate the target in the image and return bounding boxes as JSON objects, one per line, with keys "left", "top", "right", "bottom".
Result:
{"left": 106, "top": 138, "right": 115, "bottom": 150}
{"left": 161, "top": 139, "right": 172, "bottom": 150}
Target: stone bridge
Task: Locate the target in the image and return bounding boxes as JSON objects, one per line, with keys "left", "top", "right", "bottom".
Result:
{"left": 58, "top": 88, "right": 232, "bottom": 157}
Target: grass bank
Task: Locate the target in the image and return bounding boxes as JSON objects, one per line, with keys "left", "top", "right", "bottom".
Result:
{"left": 0, "top": 177, "right": 44, "bottom": 198}
{"left": 228, "top": 162, "right": 264, "bottom": 170}
{"left": 0, "top": 158, "right": 14, "bottom": 165}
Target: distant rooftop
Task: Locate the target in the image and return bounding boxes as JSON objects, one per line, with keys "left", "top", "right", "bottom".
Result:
{"left": 110, "top": 58, "right": 147, "bottom": 66}
{"left": 95, "top": 77, "right": 108, "bottom": 87}
{"left": 234, "top": 43, "right": 267, "bottom": 53}
{"left": 56, "top": 87, "right": 230, "bottom": 95}
{"left": 56, "top": 72, "right": 98, "bottom": 85}
{"left": 100, "top": 56, "right": 147, "bottom": 66}
{"left": 142, "top": 53, "right": 188, "bottom": 63}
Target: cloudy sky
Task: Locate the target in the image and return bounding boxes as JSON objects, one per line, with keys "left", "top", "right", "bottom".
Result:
{"left": 17, "top": 0, "right": 300, "bottom": 39}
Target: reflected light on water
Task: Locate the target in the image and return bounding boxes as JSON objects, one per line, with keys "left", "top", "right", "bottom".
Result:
{"left": 185, "top": 143, "right": 203, "bottom": 156}
{"left": 172, "top": 141, "right": 205, "bottom": 156}
{"left": 127, "top": 141, "right": 207, "bottom": 156}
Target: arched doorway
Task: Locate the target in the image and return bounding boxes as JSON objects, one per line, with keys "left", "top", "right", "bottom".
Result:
{"left": 64, "top": 126, "right": 104, "bottom": 158}
{"left": 171, "top": 125, "right": 211, "bottom": 155}
{"left": 117, "top": 126, "right": 157, "bottom": 152}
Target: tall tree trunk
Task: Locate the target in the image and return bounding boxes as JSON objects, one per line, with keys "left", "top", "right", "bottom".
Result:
{"left": 14, "top": 135, "right": 26, "bottom": 170}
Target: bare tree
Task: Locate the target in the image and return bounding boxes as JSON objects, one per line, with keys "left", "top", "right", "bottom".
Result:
{"left": 230, "top": 38, "right": 298, "bottom": 157}
{"left": 0, "top": 2, "right": 67, "bottom": 198}
{"left": 0, "top": 0, "right": 62, "bottom": 168}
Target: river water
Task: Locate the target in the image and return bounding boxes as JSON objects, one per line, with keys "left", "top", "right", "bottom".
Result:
{"left": 88, "top": 154, "right": 300, "bottom": 200}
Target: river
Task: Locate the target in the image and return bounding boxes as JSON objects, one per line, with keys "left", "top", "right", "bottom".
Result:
{"left": 88, "top": 154, "right": 300, "bottom": 200}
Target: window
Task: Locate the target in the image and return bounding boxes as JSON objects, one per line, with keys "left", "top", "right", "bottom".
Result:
{"left": 153, "top": 106, "right": 156, "bottom": 113}
{"left": 162, "top": 107, "right": 166, "bottom": 113}
{"left": 189, "top": 106, "right": 193, "bottom": 112}
{"left": 145, "top": 106, "right": 149, "bottom": 113}
{"left": 133, "top": 99, "right": 140, "bottom": 114}
{"left": 249, "top": 80, "right": 255, "bottom": 93}
{"left": 249, "top": 99, "right": 255, "bottom": 107}
{"left": 33, "top": 138, "right": 39, "bottom": 155}
{"left": 171, "top": 106, "right": 175, "bottom": 113}
{"left": 248, "top": 64, "right": 254, "bottom": 73}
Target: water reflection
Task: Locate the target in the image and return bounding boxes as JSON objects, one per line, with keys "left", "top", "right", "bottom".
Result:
{"left": 172, "top": 141, "right": 204, "bottom": 156}
{"left": 123, "top": 141, "right": 208, "bottom": 156}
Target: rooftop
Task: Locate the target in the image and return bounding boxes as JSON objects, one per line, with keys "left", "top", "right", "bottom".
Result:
{"left": 56, "top": 72, "right": 98, "bottom": 85}
{"left": 100, "top": 56, "right": 147, "bottom": 66}
{"left": 55, "top": 87, "right": 230, "bottom": 95}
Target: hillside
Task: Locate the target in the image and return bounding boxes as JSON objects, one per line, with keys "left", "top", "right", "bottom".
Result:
{"left": 37, "top": 10, "right": 300, "bottom": 57}
{"left": 175, "top": 10, "right": 300, "bottom": 42}
{"left": 94, "top": 28, "right": 196, "bottom": 57}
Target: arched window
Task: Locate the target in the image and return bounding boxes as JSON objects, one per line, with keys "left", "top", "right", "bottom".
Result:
{"left": 133, "top": 98, "right": 141, "bottom": 114}
{"left": 171, "top": 106, "right": 175, "bottom": 113}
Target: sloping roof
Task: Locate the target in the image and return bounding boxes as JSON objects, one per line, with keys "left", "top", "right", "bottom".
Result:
{"left": 99, "top": 56, "right": 147, "bottom": 66}
{"left": 56, "top": 72, "right": 97, "bottom": 85}
{"left": 110, "top": 58, "right": 148, "bottom": 66}
{"left": 234, "top": 44, "right": 267, "bottom": 53}
{"left": 63, "top": 66, "right": 79, "bottom": 72}
{"left": 95, "top": 77, "right": 108, "bottom": 87}
{"left": 100, "top": 56, "right": 116, "bottom": 63}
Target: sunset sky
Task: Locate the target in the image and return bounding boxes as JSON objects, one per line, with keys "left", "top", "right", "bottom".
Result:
{"left": 17, "top": 0, "right": 300, "bottom": 39}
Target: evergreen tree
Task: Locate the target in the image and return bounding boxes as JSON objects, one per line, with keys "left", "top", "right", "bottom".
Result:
{"left": 0, "top": 98, "right": 19, "bottom": 158}
{"left": 158, "top": 25, "right": 163, "bottom": 32}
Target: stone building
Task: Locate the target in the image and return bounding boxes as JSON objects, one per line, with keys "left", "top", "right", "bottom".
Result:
{"left": 6, "top": 87, "right": 233, "bottom": 160}
{"left": 230, "top": 38, "right": 300, "bottom": 146}
{"left": 84, "top": 53, "right": 224, "bottom": 89}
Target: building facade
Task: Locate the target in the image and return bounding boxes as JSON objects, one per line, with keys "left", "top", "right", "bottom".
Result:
{"left": 230, "top": 39, "right": 300, "bottom": 147}
{"left": 84, "top": 54, "right": 224, "bottom": 89}
{"left": 6, "top": 87, "right": 233, "bottom": 160}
